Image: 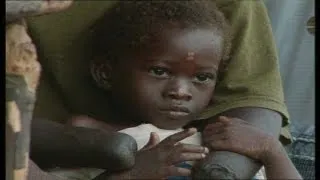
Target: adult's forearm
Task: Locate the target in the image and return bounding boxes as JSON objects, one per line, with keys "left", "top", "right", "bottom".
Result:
{"left": 263, "top": 138, "right": 302, "bottom": 179}
{"left": 30, "top": 119, "right": 137, "bottom": 171}
{"left": 193, "top": 107, "right": 282, "bottom": 179}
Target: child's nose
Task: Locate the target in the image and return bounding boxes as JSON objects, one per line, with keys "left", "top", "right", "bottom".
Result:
{"left": 164, "top": 79, "right": 192, "bottom": 101}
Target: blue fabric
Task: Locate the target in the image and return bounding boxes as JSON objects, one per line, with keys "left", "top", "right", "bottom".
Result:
{"left": 286, "top": 128, "right": 315, "bottom": 180}
{"left": 167, "top": 162, "right": 192, "bottom": 180}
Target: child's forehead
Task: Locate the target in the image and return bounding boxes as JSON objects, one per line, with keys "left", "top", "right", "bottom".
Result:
{"left": 142, "top": 27, "right": 223, "bottom": 56}
{"left": 169, "top": 28, "right": 222, "bottom": 49}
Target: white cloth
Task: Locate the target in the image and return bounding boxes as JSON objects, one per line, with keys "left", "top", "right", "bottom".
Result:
{"left": 50, "top": 124, "right": 266, "bottom": 179}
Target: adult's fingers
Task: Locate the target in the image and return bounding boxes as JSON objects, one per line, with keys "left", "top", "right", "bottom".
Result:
{"left": 161, "top": 128, "right": 197, "bottom": 146}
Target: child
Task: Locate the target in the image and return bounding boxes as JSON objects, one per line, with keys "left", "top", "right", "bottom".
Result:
{"left": 49, "top": 1, "right": 301, "bottom": 179}
{"left": 51, "top": 1, "right": 230, "bottom": 179}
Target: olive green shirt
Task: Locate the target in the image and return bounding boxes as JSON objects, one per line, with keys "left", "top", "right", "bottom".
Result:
{"left": 27, "top": 0, "right": 292, "bottom": 144}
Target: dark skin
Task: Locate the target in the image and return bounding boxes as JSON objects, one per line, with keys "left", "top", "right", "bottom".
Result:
{"left": 7, "top": 1, "right": 288, "bottom": 179}
{"left": 93, "top": 25, "right": 223, "bottom": 179}
{"left": 104, "top": 128, "right": 209, "bottom": 179}
{"left": 30, "top": 119, "right": 137, "bottom": 171}
{"left": 192, "top": 107, "right": 284, "bottom": 179}
{"left": 77, "top": 25, "right": 288, "bottom": 179}
{"left": 203, "top": 116, "right": 302, "bottom": 179}
{"left": 75, "top": 107, "right": 284, "bottom": 179}
{"left": 110, "top": 26, "right": 222, "bottom": 129}
{"left": 28, "top": 25, "right": 286, "bottom": 180}
{"left": 102, "top": 114, "right": 302, "bottom": 179}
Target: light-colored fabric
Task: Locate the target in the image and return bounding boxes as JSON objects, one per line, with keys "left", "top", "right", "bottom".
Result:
{"left": 119, "top": 124, "right": 202, "bottom": 151}
{"left": 26, "top": 0, "right": 291, "bottom": 143}
{"left": 49, "top": 124, "right": 200, "bottom": 180}
{"left": 49, "top": 124, "right": 266, "bottom": 180}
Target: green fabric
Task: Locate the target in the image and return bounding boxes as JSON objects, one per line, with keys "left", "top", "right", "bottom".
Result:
{"left": 26, "top": 0, "right": 291, "bottom": 144}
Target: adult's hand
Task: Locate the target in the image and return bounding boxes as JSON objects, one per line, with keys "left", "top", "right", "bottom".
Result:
{"left": 6, "top": 0, "right": 73, "bottom": 23}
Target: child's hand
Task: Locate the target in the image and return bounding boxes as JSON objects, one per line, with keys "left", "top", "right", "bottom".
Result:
{"left": 130, "top": 128, "right": 209, "bottom": 179}
{"left": 203, "top": 116, "right": 277, "bottom": 163}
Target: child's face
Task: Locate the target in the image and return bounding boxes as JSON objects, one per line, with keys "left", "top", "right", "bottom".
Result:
{"left": 111, "top": 26, "right": 223, "bottom": 129}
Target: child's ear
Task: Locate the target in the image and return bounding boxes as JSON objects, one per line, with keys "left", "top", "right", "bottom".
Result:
{"left": 90, "top": 58, "right": 113, "bottom": 91}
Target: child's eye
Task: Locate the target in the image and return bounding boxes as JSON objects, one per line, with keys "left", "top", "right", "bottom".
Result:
{"left": 193, "top": 73, "right": 215, "bottom": 83}
{"left": 148, "top": 66, "right": 170, "bottom": 78}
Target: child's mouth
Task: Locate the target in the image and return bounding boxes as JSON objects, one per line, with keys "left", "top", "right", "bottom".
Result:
{"left": 159, "top": 106, "right": 191, "bottom": 119}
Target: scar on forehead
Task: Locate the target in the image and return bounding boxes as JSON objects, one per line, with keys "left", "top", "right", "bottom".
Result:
{"left": 186, "top": 52, "right": 195, "bottom": 61}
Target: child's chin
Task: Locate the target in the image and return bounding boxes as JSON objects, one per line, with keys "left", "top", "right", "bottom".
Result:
{"left": 151, "top": 119, "right": 191, "bottom": 130}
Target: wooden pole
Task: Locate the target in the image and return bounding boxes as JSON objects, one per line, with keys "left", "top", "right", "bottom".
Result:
{"left": 6, "top": 19, "right": 41, "bottom": 180}
{"left": 5, "top": 1, "right": 73, "bottom": 180}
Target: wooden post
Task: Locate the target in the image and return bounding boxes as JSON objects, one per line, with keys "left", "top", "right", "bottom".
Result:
{"left": 5, "top": 1, "right": 73, "bottom": 180}
{"left": 6, "top": 20, "right": 41, "bottom": 180}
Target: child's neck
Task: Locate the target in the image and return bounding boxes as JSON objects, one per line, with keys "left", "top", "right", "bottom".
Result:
{"left": 107, "top": 111, "right": 143, "bottom": 131}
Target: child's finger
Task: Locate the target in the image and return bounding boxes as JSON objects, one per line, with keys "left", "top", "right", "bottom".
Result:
{"left": 206, "top": 139, "right": 229, "bottom": 151}
{"left": 168, "top": 152, "right": 206, "bottom": 164}
{"left": 203, "top": 124, "right": 226, "bottom": 136}
{"left": 141, "top": 132, "right": 160, "bottom": 150}
{"left": 204, "top": 122, "right": 225, "bottom": 132}
{"left": 150, "top": 132, "right": 161, "bottom": 144}
{"left": 173, "top": 143, "right": 209, "bottom": 154}
{"left": 203, "top": 132, "right": 229, "bottom": 145}
{"left": 220, "top": 116, "right": 249, "bottom": 125}
{"left": 161, "top": 128, "right": 197, "bottom": 146}
{"left": 218, "top": 116, "right": 232, "bottom": 124}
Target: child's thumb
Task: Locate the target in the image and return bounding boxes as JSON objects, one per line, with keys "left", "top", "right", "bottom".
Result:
{"left": 141, "top": 132, "right": 160, "bottom": 150}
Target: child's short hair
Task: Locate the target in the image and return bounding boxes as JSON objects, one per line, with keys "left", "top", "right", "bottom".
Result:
{"left": 91, "top": 1, "right": 231, "bottom": 80}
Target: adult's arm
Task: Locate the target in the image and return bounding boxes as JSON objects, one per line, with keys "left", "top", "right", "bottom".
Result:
{"left": 30, "top": 118, "right": 137, "bottom": 171}
{"left": 193, "top": 107, "right": 282, "bottom": 179}
{"left": 192, "top": 0, "right": 291, "bottom": 179}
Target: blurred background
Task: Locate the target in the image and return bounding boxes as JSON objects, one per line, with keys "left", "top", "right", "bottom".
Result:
{"left": 264, "top": 0, "right": 315, "bottom": 179}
